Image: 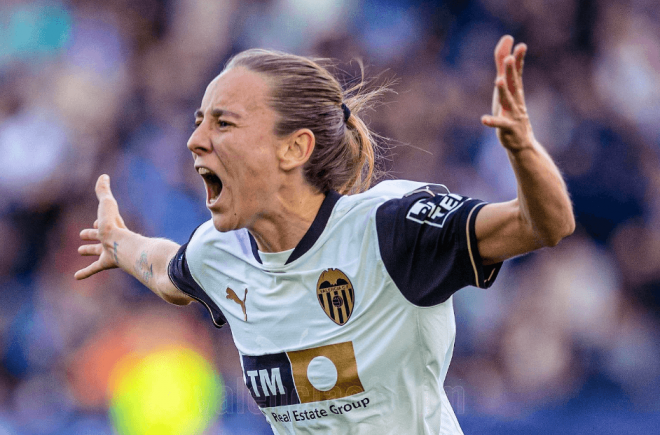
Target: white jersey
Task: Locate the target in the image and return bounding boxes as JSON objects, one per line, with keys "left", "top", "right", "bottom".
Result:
{"left": 169, "top": 180, "right": 501, "bottom": 435}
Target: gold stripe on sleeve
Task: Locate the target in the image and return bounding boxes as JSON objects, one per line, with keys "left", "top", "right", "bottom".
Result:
{"left": 466, "top": 204, "right": 482, "bottom": 289}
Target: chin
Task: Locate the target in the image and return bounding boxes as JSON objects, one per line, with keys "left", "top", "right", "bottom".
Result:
{"left": 211, "top": 215, "right": 232, "bottom": 232}
{"left": 211, "top": 212, "right": 242, "bottom": 233}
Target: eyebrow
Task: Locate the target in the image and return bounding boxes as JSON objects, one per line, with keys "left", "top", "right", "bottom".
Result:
{"left": 194, "top": 108, "right": 242, "bottom": 119}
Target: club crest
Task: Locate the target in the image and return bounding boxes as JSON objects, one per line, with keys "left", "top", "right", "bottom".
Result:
{"left": 316, "top": 268, "right": 355, "bottom": 326}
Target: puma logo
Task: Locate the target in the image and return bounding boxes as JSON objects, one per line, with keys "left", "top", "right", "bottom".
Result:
{"left": 226, "top": 287, "right": 248, "bottom": 321}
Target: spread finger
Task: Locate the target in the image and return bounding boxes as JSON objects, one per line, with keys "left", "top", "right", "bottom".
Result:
{"left": 74, "top": 262, "right": 103, "bottom": 280}
{"left": 80, "top": 229, "right": 99, "bottom": 240}
{"left": 78, "top": 244, "right": 102, "bottom": 256}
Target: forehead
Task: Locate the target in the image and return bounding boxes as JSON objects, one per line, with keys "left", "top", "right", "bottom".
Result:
{"left": 199, "top": 67, "right": 272, "bottom": 116}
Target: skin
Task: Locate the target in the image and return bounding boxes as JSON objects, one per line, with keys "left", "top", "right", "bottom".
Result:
{"left": 477, "top": 36, "right": 575, "bottom": 264}
{"left": 188, "top": 67, "right": 325, "bottom": 252}
{"left": 76, "top": 66, "right": 325, "bottom": 304}
{"left": 75, "top": 35, "right": 574, "bottom": 305}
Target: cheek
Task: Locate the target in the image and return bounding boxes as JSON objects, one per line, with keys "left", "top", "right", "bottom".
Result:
{"left": 245, "top": 141, "right": 279, "bottom": 178}
{"left": 217, "top": 132, "right": 279, "bottom": 185}
{"left": 246, "top": 153, "right": 272, "bottom": 178}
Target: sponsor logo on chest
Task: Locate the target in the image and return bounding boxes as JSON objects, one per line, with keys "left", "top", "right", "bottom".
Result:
{"left": 241, "top": 341, "right": 365, "bottom": 408}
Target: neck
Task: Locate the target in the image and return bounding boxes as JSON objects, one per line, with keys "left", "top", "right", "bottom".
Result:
{"left": 248, "top": 183, "right": 326, "bottom": 253}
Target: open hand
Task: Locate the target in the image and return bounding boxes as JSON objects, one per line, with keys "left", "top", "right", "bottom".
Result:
{"left": 481, "top": 35, "right": 535, "bottom": 152}
{"left": 75, "top": 174, "right": 127, "bottom": 280}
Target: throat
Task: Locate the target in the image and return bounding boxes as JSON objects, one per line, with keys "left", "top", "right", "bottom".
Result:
{"left": 249, "top": 224, "right": 307, "bottom": 253}
{"left": 248, "top": 190, "right": 327, "bottom": 253}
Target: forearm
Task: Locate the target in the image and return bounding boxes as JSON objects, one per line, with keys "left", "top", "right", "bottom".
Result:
{"left": 508, "top": 140, "right": 575, "bottom": 246}
{"left": 476, "top": 36, "right": 574, "bottom": 262}
{"left": 110, "top": 228, "right": 190, "bottom": 305}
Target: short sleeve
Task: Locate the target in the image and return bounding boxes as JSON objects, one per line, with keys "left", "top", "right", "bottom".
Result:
{"left": 168, "top": 243, "right": 227, "bottom": 328}
{"left": 376, "top": 184, "right": 502, "bottom": 306}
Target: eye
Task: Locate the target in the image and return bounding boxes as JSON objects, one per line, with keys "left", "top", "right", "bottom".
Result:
{"left": 217, "top": 120, "right": 231, "bottom": 128}
{"left": 192, "top": 120, "right": 202, "bottom": 130}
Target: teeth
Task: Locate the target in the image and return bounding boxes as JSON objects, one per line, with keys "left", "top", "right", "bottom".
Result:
{"left": 197, "top": 167, "right": 212, "bottom": 175}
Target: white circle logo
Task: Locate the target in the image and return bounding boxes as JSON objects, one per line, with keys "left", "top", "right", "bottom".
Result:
{"left": 306, "top": 356, "right": 338, "bottom": 392}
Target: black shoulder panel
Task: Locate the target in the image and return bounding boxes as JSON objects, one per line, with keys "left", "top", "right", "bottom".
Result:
{"left": 376, "top": 185, "right": 501, "bottom": 307}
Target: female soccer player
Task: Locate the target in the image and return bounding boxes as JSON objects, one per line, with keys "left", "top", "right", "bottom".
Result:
{"left": 76, "top": 35, "right": 574, "bottom": 434}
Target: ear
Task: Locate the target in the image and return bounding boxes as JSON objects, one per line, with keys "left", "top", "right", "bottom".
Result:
{"left": 277, "top": 128, "right": 315, "bottom": 171}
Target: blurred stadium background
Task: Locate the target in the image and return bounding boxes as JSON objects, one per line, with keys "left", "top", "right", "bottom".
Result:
{"left": 0, "top": 0, "right": 659, "bottom": 433}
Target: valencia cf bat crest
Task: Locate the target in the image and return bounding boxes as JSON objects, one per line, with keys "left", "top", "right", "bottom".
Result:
{"left": 316, "top": 268, "right": 355, "bottom": 326}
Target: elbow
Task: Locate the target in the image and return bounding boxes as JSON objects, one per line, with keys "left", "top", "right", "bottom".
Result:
{"left": 161, "top": 286, "right": 193, "bottom": 306}
{"left": 539, "top": 214, "right": 576, "bottom": 247}
{"left": 155, "top": 277, "right": 193, "bottom": 306}
{"left": 168, "top": 296, "right": 193, "bottom": 306}
{"left": 161, "top": 291, "right": 193, "bottom": 306}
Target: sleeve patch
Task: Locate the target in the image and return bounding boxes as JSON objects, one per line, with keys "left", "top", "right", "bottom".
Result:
{"left": 406, "top": 193, "right": 469, "bottom": 228}
{"left": 376, "top": 186, "right": 502, "bottom": 307}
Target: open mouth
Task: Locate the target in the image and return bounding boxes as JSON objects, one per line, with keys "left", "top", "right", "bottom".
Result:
{"left": 197, "top": 167, "right": 223, "bottom": 204}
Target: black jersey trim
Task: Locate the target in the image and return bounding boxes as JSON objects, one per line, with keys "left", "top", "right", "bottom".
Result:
{"left": 246, "top": 190, "right": 342, "bottom": 265}
{"left": 286, "top": 190, "right": 341, "bottom": 264}
{"left": 168, "top": 243, "right": 227, "bottom": 328}
{"left": 249, "top": 232, "right": 262, "bottom": 264}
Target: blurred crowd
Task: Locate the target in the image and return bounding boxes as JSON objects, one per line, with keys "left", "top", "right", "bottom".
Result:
{"left": 0, "top": 0, "right": 659, "bottom": 433}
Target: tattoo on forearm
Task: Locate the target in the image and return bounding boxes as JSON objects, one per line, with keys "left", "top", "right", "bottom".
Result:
{"left": 134, "top": 252, "right": 154, "bottom": 284}
{"left": 113, "top": 242, "right": 119, "bottom": 264}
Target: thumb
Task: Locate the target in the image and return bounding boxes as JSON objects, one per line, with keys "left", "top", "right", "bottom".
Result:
{"left": 95, "top": 174, "right": 115, "bottom": 201}
{"left": 94, "top": 174, "right": 126, "bottom": 229}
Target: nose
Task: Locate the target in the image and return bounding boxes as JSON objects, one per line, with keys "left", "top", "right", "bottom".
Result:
{"left": 187, "top": 121, "right": 212, "bottom": 155}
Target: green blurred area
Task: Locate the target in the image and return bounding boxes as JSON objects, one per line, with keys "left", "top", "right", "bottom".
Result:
{"left": 109, "top": 347, "right": 224, "bottom": 435}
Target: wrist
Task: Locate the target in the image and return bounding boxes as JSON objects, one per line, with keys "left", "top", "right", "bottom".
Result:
{"left": 103, "top": 226, "right": 132, "bottom": 251}
{"left": 506, "top": 135, "right": 539, "bottom": 155}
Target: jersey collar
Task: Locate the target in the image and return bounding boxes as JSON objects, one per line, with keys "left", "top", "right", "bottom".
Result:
{"left": 248, "top": 190, "right": 342, "bottom": 265}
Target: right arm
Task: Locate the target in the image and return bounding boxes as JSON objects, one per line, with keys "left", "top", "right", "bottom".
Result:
{"left": 75, "top": 174, "right": 194, "bottom": 306}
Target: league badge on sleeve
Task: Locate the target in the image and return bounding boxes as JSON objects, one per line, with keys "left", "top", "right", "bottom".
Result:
{"left": 316, "top": 269, "right": 355, "bottom": 326}
{"left": 406, "top": 192, "right": 469, "bottom": 228}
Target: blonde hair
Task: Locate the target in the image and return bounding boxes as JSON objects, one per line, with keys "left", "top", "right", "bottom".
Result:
{"left": 224, "top": 50, "right": 390, "bottom": 194}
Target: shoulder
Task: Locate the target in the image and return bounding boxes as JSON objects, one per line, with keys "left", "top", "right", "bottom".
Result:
{"left": 331, "top": 180, "right": 433, "bottom": 219}
{"left": 325, "top": 179, "right": 459, "bottom": 234}
{"left": 372, "top": 181, "right": 500, "bottom": 305}
{"left": 347, "top": 179, "right": 434, "bottom": 203}
{"left": 375, "top": 182, "right": 475, "bottom": 226}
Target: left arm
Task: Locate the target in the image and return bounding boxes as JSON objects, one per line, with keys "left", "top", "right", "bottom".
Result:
{"left": 477, "top": 35, "right": 575, "bottom": 265}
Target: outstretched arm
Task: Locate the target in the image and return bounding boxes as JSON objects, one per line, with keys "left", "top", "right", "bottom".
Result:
{"left": 75, "top": 174, "right": 193, "bottom": 306}
{"left": 476, "top": 35, "right": 575, "bottom": 265}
